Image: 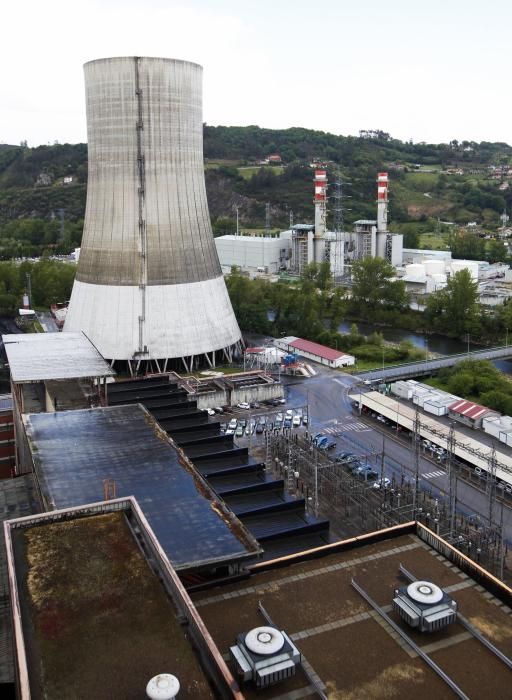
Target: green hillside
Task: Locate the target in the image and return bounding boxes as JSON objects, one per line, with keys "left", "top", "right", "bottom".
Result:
{"left": 0, "top": 128, "right": 511, "bottom": 256}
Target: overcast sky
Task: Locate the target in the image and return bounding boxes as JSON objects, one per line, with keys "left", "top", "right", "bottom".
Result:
{"left": 2, "top": 0, "right": 511, "bottom": 147}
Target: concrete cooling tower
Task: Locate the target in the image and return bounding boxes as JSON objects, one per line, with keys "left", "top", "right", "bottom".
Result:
{"left": 64, "top": 57, "right": 242, "bottom": 372}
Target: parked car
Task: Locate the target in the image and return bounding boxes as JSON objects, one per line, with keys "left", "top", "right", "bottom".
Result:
{"left": 206, "top": 408, "right": 216, "bottom": 416}
{"left": 235, "top": 424, "right": 245, "bottom": 437}
{"left": 225, "top": 428, "right": 235, "bottom": 436}
{"left": 237, "top": 402, "right": 250, "bottom": 410}
{"left": 372, "top": 477, "right": 392, "bottom": 489}
{"left": 313, "top": 432, "right": 325, "bottom": 443}
{"left": 292, "top": 415, "right": 301, "bottom": 427}
{"left": 302, "top": 414, "right": 309, "bottom": 425}
{"left": 228, "top": 419, "right": 237, "bottom": 430}
{"left": 316, "top": 436, "right": 329, "bottom": 448}
{"left": 354, "top": 465, "right": 378, "bottom": 480}
{"left": 256, "top": 423, "right": 264, "bottom": 434}
{"left": 319, "top": 439, "right": 336, "bottom": 451}
{"left": 284, "top": 418, "right": 292, "bottom": 428}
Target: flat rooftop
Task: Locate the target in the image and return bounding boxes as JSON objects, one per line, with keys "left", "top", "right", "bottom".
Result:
{"left": 8, "top": 509, "right": 216, "bottom": 699}
{"left": 23, "top": 404, "right": 260, "bottom": 570}
{"left": 2, "top": 332, "right": 115, "bottom": 383}
{"left": 192, "top": 527, "right": 512, "bottom": 699}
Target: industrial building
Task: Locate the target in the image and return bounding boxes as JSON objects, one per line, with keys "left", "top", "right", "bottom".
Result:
{"left": 64, "top": 57, "right": 242, "bottom": 373}
{"left": 2, "top": 334, "right": 512, "bottom": 697}
{"left": 274, "top": 336, "right": 355, "bottom": 368}
{"left": 5, "top": 504, "right": 512, "bottom": 698}
{"left": 215, "top": 234, "right": 290, "bottom": 275}
{"left": 215, "top": 171, "right": 403, "bottom": 279}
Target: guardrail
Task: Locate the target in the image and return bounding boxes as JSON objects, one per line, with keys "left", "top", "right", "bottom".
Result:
{"left": 355, "top": 346, "right": 512, "bottom": 381}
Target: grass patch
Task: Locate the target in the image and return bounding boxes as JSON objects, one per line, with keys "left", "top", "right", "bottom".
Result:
{"left": 419, "top": 233, "right": 450, "bottom": 249}
{"left": 237, "top": 165, "right": 284, "bottom": 180}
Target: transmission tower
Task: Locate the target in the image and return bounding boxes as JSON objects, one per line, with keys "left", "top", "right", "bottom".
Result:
{"left": 446, "top": 422, "right": 457, "bottom": 539}
{"left": 331, "top": 170, "right": 350, "bottom": 283}
{"left": 488, "top": 444, "right": 497, "bottom": 528}
{"left": 413, "top": 405, "right": 420, "bottom": 517}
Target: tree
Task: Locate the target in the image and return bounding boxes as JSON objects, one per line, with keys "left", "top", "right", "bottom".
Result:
{"left": 486, "top": 239, "right": 508, "bottom": 263}
{"left": 425, "top": 269, "right": 480, "bottom": 337}
{"left": 350, "top": 257, "right": 409, "bottom": 320}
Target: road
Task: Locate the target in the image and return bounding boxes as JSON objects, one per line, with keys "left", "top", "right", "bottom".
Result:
{"left": 278, "top": 366, "right": 512, "bottom": 545}
{"left": 356, "top": 345, "right": 512, "bottom": 382}
{"left": 36, "top": 312, "right": 59, "bottom": 333}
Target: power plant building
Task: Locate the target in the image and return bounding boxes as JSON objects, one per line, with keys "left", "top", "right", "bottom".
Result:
{"left": 64, "top": 57, "right": 242, "bottom": 372}
{"left": 215, "top": 235, "right": 290, "bottom": 275}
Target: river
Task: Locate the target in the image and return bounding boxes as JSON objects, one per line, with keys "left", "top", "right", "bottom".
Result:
{"left": 337, "top": 321, "right": 512, "bottom": 375}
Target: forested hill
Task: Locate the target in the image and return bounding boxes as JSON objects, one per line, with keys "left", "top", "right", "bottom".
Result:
{"left": 1, "top": 126, "right": 512, "bottom": 257}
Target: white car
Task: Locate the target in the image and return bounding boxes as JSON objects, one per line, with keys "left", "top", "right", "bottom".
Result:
{"left": 372, "top": 477, "right": 391, "bottom": 490}
{"left": 292, "top": 415, "right": 301, "bottom": 427}
{"left": 228, "top": 419, "right": 237, "bottom": 430}
{"left": 237, "top": 402, "right": 250, "bottom": 410}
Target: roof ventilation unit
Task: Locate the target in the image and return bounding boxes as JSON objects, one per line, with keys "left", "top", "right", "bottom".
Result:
{"left": 393, "top": 580, "right": 457, "bottom": 632}
{"left": 230, "top": 625, "right": 301, "bottom": 687}
{"left": 146, "top": 674, "right": 180, "bottom": 699}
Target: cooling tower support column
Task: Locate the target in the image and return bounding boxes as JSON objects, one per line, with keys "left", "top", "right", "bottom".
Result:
{"left": 64, "top": 57, "right": 242, "bottom": 371}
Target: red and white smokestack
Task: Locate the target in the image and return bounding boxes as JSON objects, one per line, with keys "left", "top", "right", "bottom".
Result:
{"left": 314, "top": 170, "right": 328, "bottom": 263}
{"left": 377, "top": 171, "right": 388, "bottom": 233}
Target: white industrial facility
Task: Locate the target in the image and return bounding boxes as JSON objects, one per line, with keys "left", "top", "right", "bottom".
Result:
{"left": 64, "top": 57, "right": 242, "bottom": 373}
{"left": 215, "top": 235, "right": 290, "bottom": 275}
{"left": 215, "top": 170, "right": 403, "bottom": 279}
{"left": 398, "top": 249, "right": 511, "bottom": 303}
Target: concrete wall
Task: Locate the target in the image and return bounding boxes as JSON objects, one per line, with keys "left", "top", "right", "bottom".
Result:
{"left": 192, "top": 376, "right": 283, "bottom": 408}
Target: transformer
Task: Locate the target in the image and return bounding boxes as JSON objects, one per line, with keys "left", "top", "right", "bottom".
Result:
{"left": 64, "top": 57, "right": 242, "bottom": 373}
{"left": 393, "top": 580, "right": 458, "bottom": 632}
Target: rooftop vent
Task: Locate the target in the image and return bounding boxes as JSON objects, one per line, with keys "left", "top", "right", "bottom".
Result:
{"left": 393, "top": 580, "right": 457, "bottom": 632}
{"left": 146, "top": 674, "right": 180, "bottom": 699}
{"left": 230, "top": 625, "right": 301, "bottom": 687}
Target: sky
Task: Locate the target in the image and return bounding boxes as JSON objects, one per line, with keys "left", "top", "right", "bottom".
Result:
{"left": 2, "top": 0, "right": 511, "bottom": 147}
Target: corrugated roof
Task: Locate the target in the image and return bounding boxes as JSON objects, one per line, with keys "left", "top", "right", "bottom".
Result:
{"left": 2, "top": 332, "right": 115, "bottom": 383}
{"left": 448, "top": 398, "right": 495, "bottom": 420}
{"left": 287, "top": 337, "right": 351, "bottom": 362}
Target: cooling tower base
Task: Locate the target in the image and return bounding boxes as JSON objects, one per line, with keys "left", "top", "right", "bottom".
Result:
{"left": 64, "top": 276, "right": 242, "bottom": 368}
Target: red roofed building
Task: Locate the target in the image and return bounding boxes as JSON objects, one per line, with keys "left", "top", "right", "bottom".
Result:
{"left": 448, "top": 399, "right": 499, "bottom": 429}
{"left": 274, "top": 336, "right": 355, "bottom": 368}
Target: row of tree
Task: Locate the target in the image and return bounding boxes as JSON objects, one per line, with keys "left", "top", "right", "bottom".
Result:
{"left": 226, "top": 257, "right": 512, "bottom": 350}
{"left": 432, "top": 360, "right": 512, "bottom": 416}
{"left": 0, "top": 259, "right": 75, "bottom": 312}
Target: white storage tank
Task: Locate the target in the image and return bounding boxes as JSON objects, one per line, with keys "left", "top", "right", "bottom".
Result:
{"left": 405, "top": 263, "right": 426, "bottom": 277}
{"left": 450, "top": 259, "right": 479, "bottom": 280}
{"left": 424, "top": 259, "right": 446, "bottom": 276}
{"left": 431, "top": 273, "right": 447, "bottom": 287}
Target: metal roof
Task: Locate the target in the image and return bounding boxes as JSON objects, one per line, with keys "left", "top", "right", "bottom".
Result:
{"left": 2, "top": 332, "right": 115, "bottom": 383}
{"left": 24, "top": 404, "right": 260, "bottom": 570}
{"left": 448, "top": 399, "right": 496, "bottom": 421}
{"left": 285, "top": 337, "right": 352, "bottom": 362}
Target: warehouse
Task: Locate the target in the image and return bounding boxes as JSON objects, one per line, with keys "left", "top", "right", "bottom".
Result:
{"left": 274, "top": 336, "right": 355, "bottom": 368}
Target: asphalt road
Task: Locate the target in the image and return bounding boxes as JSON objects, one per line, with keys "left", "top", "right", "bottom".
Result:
{"left": 279, "top": 366, "right": 512, "bottom": 545}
